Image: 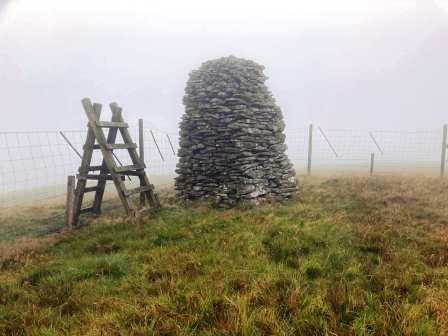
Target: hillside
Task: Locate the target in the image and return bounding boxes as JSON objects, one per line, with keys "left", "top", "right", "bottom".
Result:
{"left": 1, "top": 176, "right": 448, "bottom": 335}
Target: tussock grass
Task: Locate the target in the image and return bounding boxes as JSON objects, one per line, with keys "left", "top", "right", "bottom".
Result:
{"left": 1, "top": 176, "right": 448, "bottom": 335}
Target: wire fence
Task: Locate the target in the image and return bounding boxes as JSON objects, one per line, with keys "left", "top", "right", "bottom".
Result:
{"left": 0, "top": 123, "right": 446, "bottom": 209}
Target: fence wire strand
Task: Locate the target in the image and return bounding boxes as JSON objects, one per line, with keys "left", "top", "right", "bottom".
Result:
{"left": 0, "top": 125, "right": 445, "bottom": 209}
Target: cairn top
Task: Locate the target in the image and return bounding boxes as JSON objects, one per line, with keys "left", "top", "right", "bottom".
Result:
{"left": 188, "top": 56, "right": 266, "bottom": 84}
{"left": 183, "top": 56, "right": 276, "bottom": 117}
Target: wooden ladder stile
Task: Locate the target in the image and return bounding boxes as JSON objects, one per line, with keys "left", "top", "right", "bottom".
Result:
{"left": 109, "top": 102, "right": 160, "bottom": 208}
{"left": 70, "top": 98, "right": 160, "bottom": 227}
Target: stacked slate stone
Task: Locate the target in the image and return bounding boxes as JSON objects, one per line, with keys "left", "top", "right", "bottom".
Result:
{"left": 175, "top": 56, "right": 298, "bottom": 206}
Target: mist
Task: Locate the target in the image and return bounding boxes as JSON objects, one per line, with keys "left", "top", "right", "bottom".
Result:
{"left": 1, "top": 0, "right": 447, "bottom": 132}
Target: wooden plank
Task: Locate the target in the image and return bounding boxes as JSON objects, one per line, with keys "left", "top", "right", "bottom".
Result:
{"left": 110, "top": 103, "right": 160, "bottom": 208}
{"left": 80, "top": 174, "right": 125, "bottom": 181}
{"left": 307, "top": 124, "right": 313, "bottom": 175}
{"left": 93, "top": 109, "right": 121, "bottom": 214}
{"left": 115, "top": 164, "right": 145, "bottom": 173}
{"left": 65, "top": 175, "right": 76, "bottom": 229}
{"left": 73, "top": 99, "right": 102, "bottom": 226}
{"left": 139, "top": 119, "right": 145, "bottom": 208}
{"left": 118, "top": 171, "right": 144, "bottom": 177}
{"left": 92, "top": 143, "right": 137, "bottom": 150}
{"left": 96, "top": 121, "right": 128, "bottom": 128}
{"left": 106, "top": 143, "right": 137, "bottom": 150}
{"left": 84, "top": 186, "right": 99, "bottom": 193}
{"left": 87, "top": 165, "right": 103, "bottom": 171}
{"left": 139, "top": 119, "right": 145, "bottom": 163}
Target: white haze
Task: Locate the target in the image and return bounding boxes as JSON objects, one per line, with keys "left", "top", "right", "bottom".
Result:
{"left": 1, "top": 0, "right": 447, "bottom": 132}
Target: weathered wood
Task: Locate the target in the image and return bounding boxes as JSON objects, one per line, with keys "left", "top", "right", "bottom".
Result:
{"left": 307, "top": 124, "right": 313, "bottom": 175}
{"left": 87, "top": 165, "right": 103, "bottom": 171}
{"left": 111, "top": 103, "right": 160, "bottom": 208}
{"left": 139, "top": 119, "right": 145, "bottom": 208}
{"left": 370, "top": 153, "right": 375, "bottom": 176}
{"left": 106, "top": 143, "right": 137, "bottom": 150}
{"left": 92, "top": 143, "right": 137, "bottom": 150}
{"left": 72, "top": 99, "right": 102, "bottom": 226}
{"left": 84, "top": 186, "right": 100, "bottom": 193}
{"left": 72, "top": 98, "right": 161, "bottom": 224}
{"left": 84, "top": 101, "right": 134, "bottom": 215}
{"left": 65, "top": 175, "right": 76, "bottom": 229}
{"left": 114, "top": 164, "right": 145, "bottom": 173}
{"left": 93, "top": 109, "right": 121, "bottom": 214}
{"left": 78, "top": 174, "right": 126, "bottom": 181}
{"left": 96, "top": 121, "right": 129, "bottom": 128}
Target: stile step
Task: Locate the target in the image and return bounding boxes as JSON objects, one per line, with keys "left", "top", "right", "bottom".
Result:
{"left": 78, "top": 174, "right": 126, "bottom": 181}
{"left": 91, "top": 143, "right": 137, "bottom": 150}
{"left": 95, "top": 121, "right": 129, "bottom": 128}
{"left": 87, "top": 165, "right": 103, "bottom": 171}
{"left": 106, "top": 143, "right": 137, "bottom": 150}
{"left": 84, "top": 186, "right": 99, "bottom": 193}
{"left": 115, "top": 164, "right": 146, "bottom": 173}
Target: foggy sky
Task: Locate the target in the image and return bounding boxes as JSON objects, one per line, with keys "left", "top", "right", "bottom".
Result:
{"left": 1, "top": 0, "right": 448, "bottom": 133}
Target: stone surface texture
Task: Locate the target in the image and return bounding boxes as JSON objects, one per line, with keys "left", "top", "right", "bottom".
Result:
{"left": 175, "top": 56, "right": 298, "bottom": 206}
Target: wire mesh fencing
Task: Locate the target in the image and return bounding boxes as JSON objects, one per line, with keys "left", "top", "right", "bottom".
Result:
{"left": 285, "top": 126, "right": 444, "bottom": 175}
{"left": 0, "top": 130, "right": 84, "bottom": 209}
{"left": 0, "top": 123, "right": 446, "bottom": 210}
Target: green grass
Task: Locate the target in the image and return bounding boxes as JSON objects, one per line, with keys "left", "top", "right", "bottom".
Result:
{"left": 0, "top": 206, "right": 66, "bottom": 244}
{"left": 1, "top": 176, "right": 448, "bottom": 335}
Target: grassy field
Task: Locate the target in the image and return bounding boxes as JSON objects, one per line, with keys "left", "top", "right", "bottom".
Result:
{"left": 1, "top": 176, "right": 448, "bottom": 335}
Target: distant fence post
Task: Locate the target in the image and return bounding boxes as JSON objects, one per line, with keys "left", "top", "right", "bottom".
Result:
{"left": 307, "top": 124, "right": 313, "bottom": 175}
{"left": 370, "top": 153, "right": 375, "bottom": 176}
{"left": 139, "top": 119, "right": 145, "bottom": 164}
{"left": 441, "top": 124, "right": 448, "bottom": 178}
{"left": 65, "top": 175, "right": 76, "bottom": 229}
{"left": 138, "top": 119, "right": 145, "bottom": 207}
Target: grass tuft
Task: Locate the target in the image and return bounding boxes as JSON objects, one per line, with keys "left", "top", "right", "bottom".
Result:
{"left": 1, "top": 175, "right": 447, "bottom": 335}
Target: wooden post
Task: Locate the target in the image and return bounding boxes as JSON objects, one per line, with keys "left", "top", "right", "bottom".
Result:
{"left": 92, "top": 107, "right": 120, "bottom": 214}
{"left": 307, "top": 124, "right": 313, "bottom": 175}
{"left": 441, "top": 124, "right": 448, "bottom": 178}
{"left": 73, "top": 100, "right": 102, "bottom": 226}
{"left": 370, "top": 153, "right": 375, "bottom": 176}
{"left": 139, "top": 118, "right": 145, "bottom": 207}
{"left": 66, "top": 175, "right": 76, "bottom": 229}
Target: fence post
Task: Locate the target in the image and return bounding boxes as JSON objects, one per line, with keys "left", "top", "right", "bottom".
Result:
{"left": 441, "top": 124, "right": 448, "bottom": 178}
{"left": 307, "top": 124, "right": 313, "bottom": 175}
{"left": 138, "top": 119, "right": 145, "bottom": 207}
{"left": 139, "top": 119, "right": 145, "bottom": 164}
{"left": 65, "top": 175, "right": 76, "bottom": 229}
{"left": 370, "top": 153, "right": 375, "bottom": 176}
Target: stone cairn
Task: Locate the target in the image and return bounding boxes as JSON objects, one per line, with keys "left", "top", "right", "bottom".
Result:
{"left": 175, "top": 56, "right": 298, "bottom": 206}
